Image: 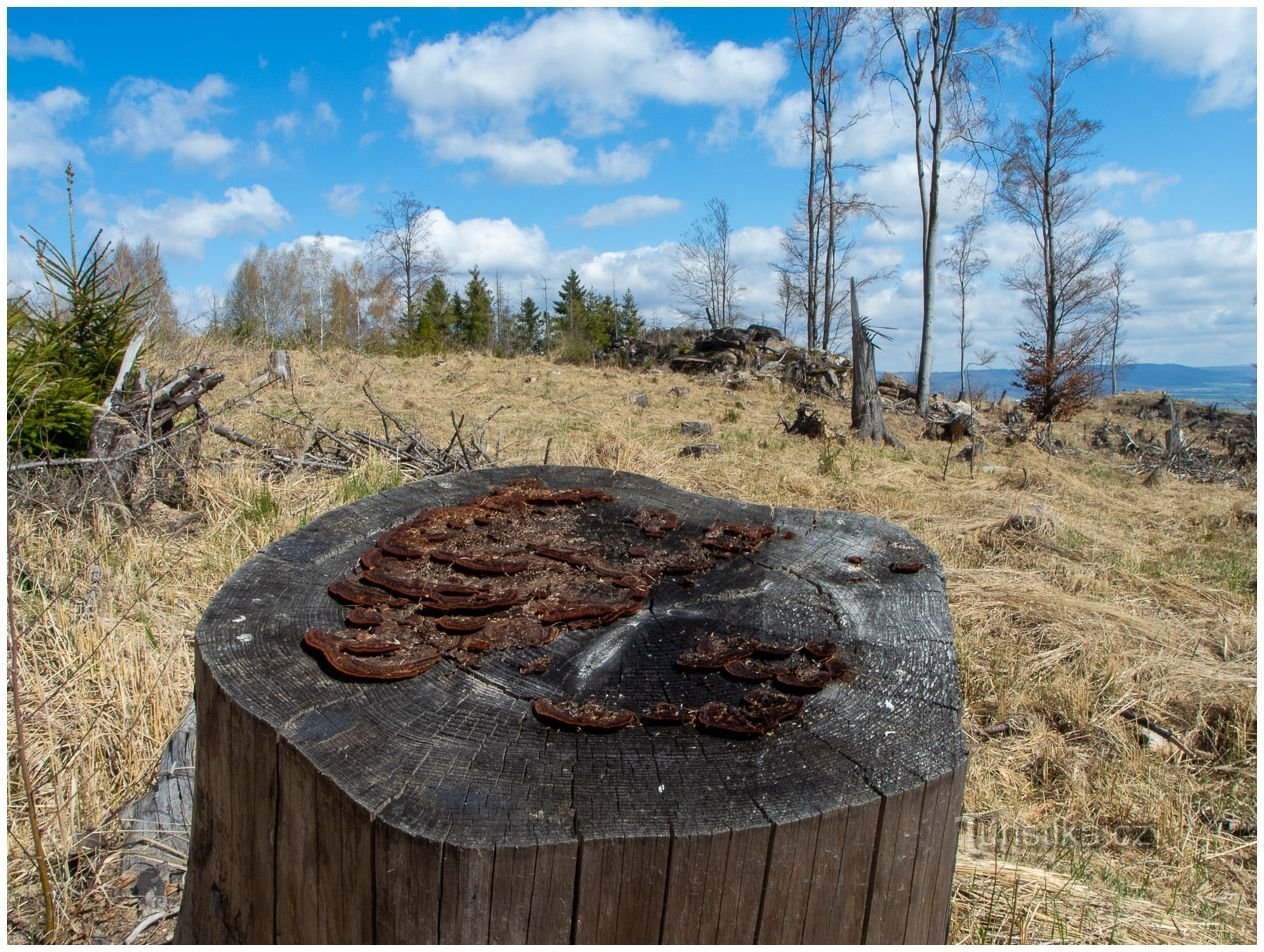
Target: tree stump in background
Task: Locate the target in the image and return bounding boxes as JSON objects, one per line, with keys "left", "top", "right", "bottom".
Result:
{"left": 176, "top": 465, "right": 967, "bottom": 944}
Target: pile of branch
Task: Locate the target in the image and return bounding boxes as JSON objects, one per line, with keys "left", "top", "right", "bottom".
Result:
{"left": 1098, "top": 393, "right": 1255, "bottom": 484}
{"left": 210, "top": 385, "right": 505, "bottom": 477}
{"left": 8, "top": 364, "right": 227, "bottom": 512}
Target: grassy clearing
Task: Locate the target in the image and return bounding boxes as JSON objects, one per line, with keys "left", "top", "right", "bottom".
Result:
{"left": 7, "top": 341, "right": 1255, "bottom": 942}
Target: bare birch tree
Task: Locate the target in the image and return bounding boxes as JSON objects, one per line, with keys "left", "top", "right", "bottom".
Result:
{"left": 1104, "top": 249, "right": 1138, "bottom": 396}
{"left": 782, "top": 7, "right": 869, "bottom": 353}
{"left": 673, "top": 197, "right": 743, "bottom": 328}
{"left": 996, "top": 28, "right": 1121, "bottom": 421}
{"left": 369, "top": 192, "right": 445, "bottom": 340}
{"left": 941, "top": 211, "right": 990, "bottom": 400}
{"left": 871, "top": 7, "right": 998, "bottom": 414}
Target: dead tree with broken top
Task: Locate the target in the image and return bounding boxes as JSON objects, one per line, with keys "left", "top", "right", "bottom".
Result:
{"left": 849, "top": 277, "right": 903, "bottom": 448}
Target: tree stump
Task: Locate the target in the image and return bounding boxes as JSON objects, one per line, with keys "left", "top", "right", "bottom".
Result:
{"left": 176, "top": 465, "right": 967, "bottom": 944}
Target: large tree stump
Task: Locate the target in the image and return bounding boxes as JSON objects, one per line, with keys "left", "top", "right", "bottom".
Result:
{"left": 176, "top": 465, "right": 967, "bottom": 944}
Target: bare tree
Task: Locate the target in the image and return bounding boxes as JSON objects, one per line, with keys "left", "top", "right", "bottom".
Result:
{"left": 775, "top": 268, "right": 802, "bottom": 340}
{"left": 871, "top": 7, "right": 999, "bottom": 414}
{"left": 1104, "top": 248, "right": 1138, "bottom": 396}
{"left": 995, "top": 28, "right": 1121, "bottom": 421}
{"left": 940, "top": 210, "right": 990, "bottom": 400}
{"left": 369, "top": 192, "right": 445, "bottom": 339}
{"left": 784, "top": 7, "right": 869, "bottom": 352}
{"left": 673, "top": 197, "right": 743, "bottom": 328}
{"left": 111, "top": 237, "right": 181, "bottom": 346}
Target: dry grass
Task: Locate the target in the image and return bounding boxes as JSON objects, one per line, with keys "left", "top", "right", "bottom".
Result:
{"left": 7, "top": 341, "right": 1256, "bottom": 942}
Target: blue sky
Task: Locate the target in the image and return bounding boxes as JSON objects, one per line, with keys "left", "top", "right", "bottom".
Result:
{"left": 6, "top": 4, "right": 1258, "bottom": 369}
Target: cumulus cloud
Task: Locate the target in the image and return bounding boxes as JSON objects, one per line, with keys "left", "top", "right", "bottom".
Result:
{"left": 112, "top": 185, "right": 289, "bottom": 260}
{"left": 1120, "top": 225, "right": 1257, "bottom": 362}
{"left": 429, "top": 210, "right": 552, "bottom": 275}
{"left": 277, "top": 233, "right": 369, "bottom": 271}
{"left": 1089, "top": 162, "right": 1181, "bottom": 204}
{"left": 388, "top": 8, "right": 786, "bottom": 183}
{"left": 574, "top": 195, "right": 683, "bottom": 229}
{"left": 1104, "top": 8, "right": 1256, "bottom": 113}
{"left": 324, "top": 183, "right": 365, "bottom": 217}
{"left": 288, "top": 68, "right": 309, "bottom": 95}
{"left": 594, "top": 140, "right": 667, "bottom": 183}
{"left": 8, "top": 86, "right": 87, "bottom": 173}
{"left": 7, "top": 31, "right": 80, "bottom": 67}
{"left": 756, "top": 92, "right": 808, "bottom": 167}
{"left": 101, "top": 74, "right": 238, "bottom": 167}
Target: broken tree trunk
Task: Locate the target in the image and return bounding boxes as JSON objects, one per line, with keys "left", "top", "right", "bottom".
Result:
{"left": 849, "top": 278, "right": 904, "bottom": 448}
{"left": 176, "top": 465, "right": 967, "bottom": 944}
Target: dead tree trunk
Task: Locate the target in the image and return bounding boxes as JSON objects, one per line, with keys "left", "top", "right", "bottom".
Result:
{"left": 176, "top": 466, "right": 967, "bottom": 943}
{"left": 849, "top": 278, "right": 904, "bottom": 448}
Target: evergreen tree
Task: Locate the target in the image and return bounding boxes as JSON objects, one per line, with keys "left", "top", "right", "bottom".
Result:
{"left": 513, "top": 296, "right": 543, "bottom": 354}
{"left": 458, "top": 266, "right": 493, "bottom": 349}
{"left": 448, "top": 291, "right": 466, "bottom": 348}
{"left": 586, "top": 291, "right": 617, "bottom": 350}
{"left": 618, "top": 288, "right": 644, "bottom": 340}
{"left": 411, "top": 278, "right": 449, "bottom": 352}
{"left": 553, "top": 269, "right": 587, "bottom": 340}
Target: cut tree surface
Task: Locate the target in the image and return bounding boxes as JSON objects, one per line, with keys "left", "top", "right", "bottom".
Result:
{"left": 177, "top": 465, "right": 967, "bottom": 944}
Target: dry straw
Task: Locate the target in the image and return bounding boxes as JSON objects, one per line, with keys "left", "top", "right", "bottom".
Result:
{"left": 6, "top": 341, "right": 1255, "bottom": 943}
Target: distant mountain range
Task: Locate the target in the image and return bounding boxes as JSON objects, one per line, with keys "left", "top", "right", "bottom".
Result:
{"left": 890, "top": 363, "right": 1257, "bottom": 409}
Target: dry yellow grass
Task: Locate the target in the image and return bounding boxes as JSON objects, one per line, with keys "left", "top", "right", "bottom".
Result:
{"left": 7, "top": 341, "right": 1256, "bottom": 942}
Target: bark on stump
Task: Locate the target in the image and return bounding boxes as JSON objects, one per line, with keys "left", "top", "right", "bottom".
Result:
{"left": 176, "top": 465, "right": 967, "bottom": 944}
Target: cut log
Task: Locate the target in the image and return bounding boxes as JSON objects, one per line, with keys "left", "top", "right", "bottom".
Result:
{"left": 176, "top": 465, "right": 967, "bottom": 943}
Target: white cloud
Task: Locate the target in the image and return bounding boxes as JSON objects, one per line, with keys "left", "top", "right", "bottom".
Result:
{"left": 288, "top": 68, "right": 309, "bottom": 96}
{"left": 277, "top": 233, "right": 369, "bottom": 271}
{"left": 324, "top": 183, "right": 365, "bottom": 217}
{"left": 594, "top": 140, "right": 666, "bottom": 183}
{"left": 1121, "top": 225, "right": 1257, "bottom": 362}
{"left": 369, "top": 17, "right": 399, "bottom": 40}
{"left": 102, "top": 74, "right": 238, "bottom": 166}
{"left": 314, "top": 101, "right": 339, "bottom": 132}
{"left": 388, "top": 8, "right": 785, "bottom": 182}
{"left": 700, "top": 107, "right": 741, "bottom": 151}
{"left": 1089, "top": 162, "right": 1181, "bottom": 204}
{"left": 1104, "top": 8, "right": 1256, "bottom": 113}
{"left": 7, "top": 31, "right": 80, "bottom": 67}
{"left": 756, "top": 92, "right": 808, "bottom": 168}
{"left": 574, "top": 195, "right": 683, "bottom": 229}
{"left": 111, "top": 185, "right": 289, "bottom": 260}
{"left": 429, "top": 210, "right": 552, "bottom": 275}
{"left": 264, "top": 103, "right": 339, "bottom": 140}
{"left": 8, "top": 87, "right": 87, "bottom": 173}
{"left": 435, "top": 133, "right": 582, "bottom": 186}
{"left": 173, "top": 130, "right": 237, "bottom": 166}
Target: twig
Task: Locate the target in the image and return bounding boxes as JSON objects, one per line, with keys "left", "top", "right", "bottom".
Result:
{"left": 1119, "top": 708, "right": 1209, "bottom": 760}
{"left": 8, "top": 554, "right": 58, "bottom": 943}
{"left": 124, "top": 910, "right": 177, "bottom": 945}
{"left": 450, "top": 411, "right": 474, "bottom": 468}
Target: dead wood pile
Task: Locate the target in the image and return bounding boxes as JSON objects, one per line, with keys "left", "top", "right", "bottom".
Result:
{"left": 211, "top": 384, "right": 503, "bottom": 478}
{"left": 609, "top": 324, "right": 852, "bottom": 398}
{"left": 1092, "top": 394, "right": 1255, "bottom": 485}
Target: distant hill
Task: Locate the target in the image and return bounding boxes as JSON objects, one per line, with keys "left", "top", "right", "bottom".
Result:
{"left": 890, "top": 363, "right": 1257, "bottom": 409}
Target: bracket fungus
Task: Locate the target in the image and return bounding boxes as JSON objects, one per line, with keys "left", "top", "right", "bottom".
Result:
{"left": 302, "top": 477, "right": 857, "bottom": 740}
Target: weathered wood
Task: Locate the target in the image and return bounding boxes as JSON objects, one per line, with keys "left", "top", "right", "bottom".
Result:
{"left": 177, "top": 465, "right": 967, "bottom": 943}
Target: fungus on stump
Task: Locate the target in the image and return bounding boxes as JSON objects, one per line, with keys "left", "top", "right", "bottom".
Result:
{"left": 176, "top": 466, "right": 967, "bottom": 944}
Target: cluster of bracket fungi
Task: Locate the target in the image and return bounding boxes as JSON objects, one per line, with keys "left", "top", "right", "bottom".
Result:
{"left": 532, "top": 632, "right": 856, "bottom": 737}
{"left": 304, "top": 477, "right": 859, "bottom": 739}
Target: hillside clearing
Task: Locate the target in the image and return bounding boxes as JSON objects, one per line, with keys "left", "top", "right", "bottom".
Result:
{"left": 7, "top": 341, "right": 1255, "bottom": 944}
